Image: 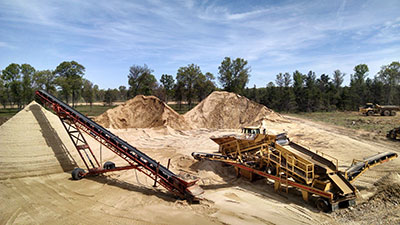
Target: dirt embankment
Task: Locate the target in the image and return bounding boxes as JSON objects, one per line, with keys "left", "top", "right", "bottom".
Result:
{"left": 96, "top": 95, "right": 190, "bottom": 130}
{"left": 184, "top": 91, "right": 286, "bottom": 129}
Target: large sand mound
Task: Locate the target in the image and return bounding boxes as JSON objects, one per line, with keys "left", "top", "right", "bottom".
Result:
{"left": 184, "top": 91, "right": 286, "bottom": 129}
{"left": 0, "top": 101, "right": 78, "bottom": 179}
{"left": 96, "top": 95, "right": 190, "bottom": 130}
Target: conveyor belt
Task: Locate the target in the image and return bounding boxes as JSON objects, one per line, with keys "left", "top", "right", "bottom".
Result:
{"left": 35, "top": 90, "right": 201, "bottom": 200}
{"left": 346, "top": 152, "right": 398, "bottom": 182}
{"left": 288, "top": 142, "right": 337, "bottom": 171}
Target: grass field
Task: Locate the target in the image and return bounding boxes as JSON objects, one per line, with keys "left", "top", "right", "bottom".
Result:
{"left": 0, "top": 104, "right": 116, "bottom": 126}
{"left": 168, "top": 103, "right": 197, "bottom": 114}
{"left": 0, "top": 108, "right": 20, "bottom": 125}
{"left": 287, "top": 111, "right": 400, "bottom": 135}
{"left": 73, "top": 104, "right": 117, "bottom": 117}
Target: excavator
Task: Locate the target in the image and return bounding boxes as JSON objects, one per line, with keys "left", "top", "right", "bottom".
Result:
{"left": 192, "top": 126, "right": 397, "bottom": 212}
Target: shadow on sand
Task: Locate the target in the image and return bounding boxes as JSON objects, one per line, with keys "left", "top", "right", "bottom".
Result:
{"left": 30, "top": 104, "right": 78, "bottom": 171}
{"left": 31, "top": 104, "right": 182, "bottom": 202}
{"left": 190, "top": 160, "right": 321, "bottom": 212}
{"left": 86, "top": 175, "right": 178, "bottom": 202}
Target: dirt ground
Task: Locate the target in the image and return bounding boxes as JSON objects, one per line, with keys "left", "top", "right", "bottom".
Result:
{"left": 1, "top": 99, "right": 399, "bottom": 224}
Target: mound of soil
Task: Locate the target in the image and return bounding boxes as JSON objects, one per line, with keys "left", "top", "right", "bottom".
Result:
{"left": 184, "top": 91, "right": 286, "bottom": 129}
{"left": 96, "top": 95, "right": 190, "bottom": 130}
{"left": 333, "top": 173, "right": 400, "bottom": 224}
{"left": 0, "top": 101, "right": 78, "bottom": 179}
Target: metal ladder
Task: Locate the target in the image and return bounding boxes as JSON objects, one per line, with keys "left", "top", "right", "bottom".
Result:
{"left": 58, "top": 112, "right": 100, "bottom": 171}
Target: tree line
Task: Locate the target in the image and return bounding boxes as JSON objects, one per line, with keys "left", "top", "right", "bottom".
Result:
{"left": 243, "top": 62, "right": 400, "bottom": 112}
{"left": 1, "top": 58, "right": 399, "bottom": 113}
{"left": 0, "top": 57, "right": 244, "bottom": 109}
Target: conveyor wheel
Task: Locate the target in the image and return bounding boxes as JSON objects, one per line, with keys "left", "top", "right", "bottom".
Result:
{"left": 71, "top": 168, "right": 86, "bottom": 180}
{"left": 103, "top": 161, "right": 116, "bottom": 170}
{"left": 316, "top": 198, "right": 331, "bottom": 212}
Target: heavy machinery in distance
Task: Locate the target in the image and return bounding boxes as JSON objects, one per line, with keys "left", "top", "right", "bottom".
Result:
{"left": 387, "top": 126, "right": 400, "bottom": 140}
{"left": 359, "top": 103, "right": 399, "bottom": 116}
{"left": 192, "top": 126, "right": 397, "bottom": 212}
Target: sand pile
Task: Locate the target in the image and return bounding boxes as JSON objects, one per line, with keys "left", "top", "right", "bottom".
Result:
{"left": 96, "top": 95, "right": 190, "bottom": 130}
{"left": 184, "top": 91, "right": 286, "bottom": 129}
{"left": 0, "top": 101, "right": 78, "bottom": 179}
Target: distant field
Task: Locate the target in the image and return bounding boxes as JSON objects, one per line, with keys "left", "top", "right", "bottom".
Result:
{"left": 0, "top": 108, "right": 20, "bottom": 126}
{"left": 74, "top": 104, "right": 117, "bottom": 117}
{"left": 0, "top": 104, "right": 116, "bottom": 126}
{"left": 168, "top": 103, "right": 197, "bottom": 114}
{"left": 287, "top": 111, "right": 400, "bottom": 135}
{"left": 0, "top": 101, "right": 197, "bottom": 126}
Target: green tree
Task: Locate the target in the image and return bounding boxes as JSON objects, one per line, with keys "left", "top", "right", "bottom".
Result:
{"left": 349, "top": 64, "right": 369, "bottom": 109}
{"left": 275, "top": 72, "right": 295, "bottom": 111}
{"left": 93, "top": 85, "right": 100, "bottom": 101}
{"left": 261, "top": 82, "right": 278, "bottom": 110}
{"left": 54, "top": 61, "right": 85, "bottom": 107}
{"left": 317, "top": 74, "right": 334, "bottom": 110}
{"left": 128, "top": 64, "right": 157, "bottom": 97}
{"left": 194, "top": 72, "right": 216, "bottom": 101}
{"left": 332, "top": 69, "right": 345, "bottom": 89}
{"left": 104, "top": 88, "right": 117, "bottom": 106}
{"left": 292, "top": 70, "right": 306, "bottom": 111}
{"left": 33, "top": 70, "right": 56, "bottom": 93}
{"left": 370, "top": 77, "right": 385, "bottom": 104}
{"left": 160, "top": 74, "right": 175, "bottom": 102}
{"left": 377, "top": 61, "right": 400, "bottom": 104}
{"left": 176, "top": 64, "right": 203, "bottom": 107}
{"left": 218, "top": 57, "right": 250, "bottom": 94}
{"left": 0, "top": 78, "right": 8, "bottom": 108}
{"left": 174, "top": 80, "right": 185, "bottom": 110}
{"left": 305, "top": 71, "right": 320, "bottom": 111}
{"left": 82, "top": 79, "right": 94, "bottom": 107}
{"left": 20, "top": 64, "right": 35, "bottom": 106}
{"left": 1, "top": 63, "right": 23, "bottom": 108}
{"left": 118, "top": 85, "right": 128, "bottom": 101}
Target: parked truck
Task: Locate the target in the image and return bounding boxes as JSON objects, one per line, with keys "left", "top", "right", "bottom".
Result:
{"left": 359, "top": 103, "right": 400, "bottom": 116}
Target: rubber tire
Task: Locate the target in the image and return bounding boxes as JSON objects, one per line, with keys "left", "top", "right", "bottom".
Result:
{"left": 390, "top": 111, "right": 396, "bottom": 116}
{"left": 103, "top": 161, "right": 116, "bottom": 170}
{"left": 71, "top": 168, "right": 85, "bottom": 180}
{"left": 383, "top": 110, "right": 390, "bottom": 116}
{"left": 316, "top": 198, "right": 331, "bottom": 213}
{"left": 367, "top": 111, "right": 374, "bottom": 116}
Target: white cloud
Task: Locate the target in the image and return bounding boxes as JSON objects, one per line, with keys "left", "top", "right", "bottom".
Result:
{"left": 0, "top": 0, "right": 399, "bottom": 88}
{"left": 0, "top": 41, "right": 15, "bottom": 49}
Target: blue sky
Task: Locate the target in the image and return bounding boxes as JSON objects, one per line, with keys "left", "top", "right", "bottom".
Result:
{"left": 0, "top": 0, "right": 399, "bottom": 89}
